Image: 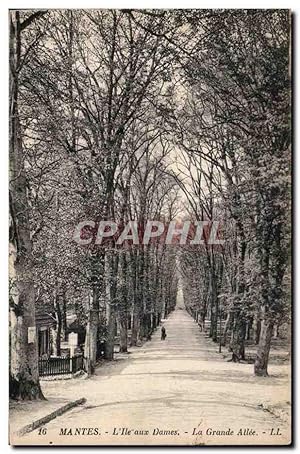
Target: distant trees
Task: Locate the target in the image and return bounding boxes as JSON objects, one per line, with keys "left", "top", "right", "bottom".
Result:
{"left": 9, "top": 8, "right": 290, "bottom": 400}
{"left": 10, "top": 9, "right": 180, "bottom": 391}
{"left": 176, "top": 10, "right": 291, "bottom": 375}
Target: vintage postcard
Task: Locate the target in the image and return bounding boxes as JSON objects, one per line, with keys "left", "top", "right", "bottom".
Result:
{"left": 9, "top": 8, "right": 292, "bottom": 446}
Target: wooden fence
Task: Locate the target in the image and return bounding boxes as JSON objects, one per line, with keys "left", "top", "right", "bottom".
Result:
{"left": 39, "top": 355, "right": 87, "bottom": 377}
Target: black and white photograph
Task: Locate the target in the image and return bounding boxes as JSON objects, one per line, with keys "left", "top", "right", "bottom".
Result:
{"left": 8, "top": 6, "right": 292, "bottom": 446}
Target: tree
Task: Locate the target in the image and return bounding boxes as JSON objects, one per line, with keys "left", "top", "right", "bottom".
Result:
{"left": 9, "top": 10, "right": 47, "bottom": 400}
{"left": 175, "top": 9, "right": 291, "bottom": 374}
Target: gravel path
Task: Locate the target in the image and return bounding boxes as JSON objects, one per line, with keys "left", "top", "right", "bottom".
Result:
{"left": 17, "top": 309, "right": 291, "bottom": 446}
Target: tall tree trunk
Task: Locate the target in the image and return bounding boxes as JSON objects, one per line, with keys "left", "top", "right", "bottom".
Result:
{"left": 253, "top": 313, "right": 261, "bottom": 345}
{"left": 254, "top": 319, "right": 274, "bottom": 376}
{"left": 85, "top": 249, "right": 104, "bottom": 373}
{"left": 131, "top": 313, "right": 140, "bottom": 346}
{"left": 105, "top": 306, "right": 116, "bottom": 360}
{"left": 118, "top": 314, "right": 128, "bottom": 353}
{"left": 85, "top": 306, "right": 99, "bottom": 375}
{"left": 9, "top": 295, "right": 44, "bottom": 400}
{"left": 222, "top": 310, "right": 233, "bottom": 346}
{"left": 139, "top": 314, "right": 146, "bottom": 339}
{"left": 246, "top": 320, "right": 251, "bottom": 340}
{"left": 85, "top": 286, "right": 100, "bottom": 374}
{"left": 53, "top": 290, "right": 62, "bottom": 357}
{"left": 9, "top": 11, "right": 45, "bottom": 400}
{"left": 105, "top": 252, "right": 118, "bottom": 360}
{"left": 62, "top": 292, "right": 68, "bottom": 341}
{"left": 210, "top": 271, "right": 218, "bottom": 342}
{"left": 130, "top": 251, "right": 139, "bottom": 346}
{"left": 230, "top": 313, "right": 246, "bottom": 362}
{"left": 118, "top": 252, "right": 128, "bottom": 352}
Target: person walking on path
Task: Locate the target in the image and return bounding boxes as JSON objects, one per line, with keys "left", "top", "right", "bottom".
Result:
{"left": 161, "top": 326, "right": 167, "bottom": 340}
